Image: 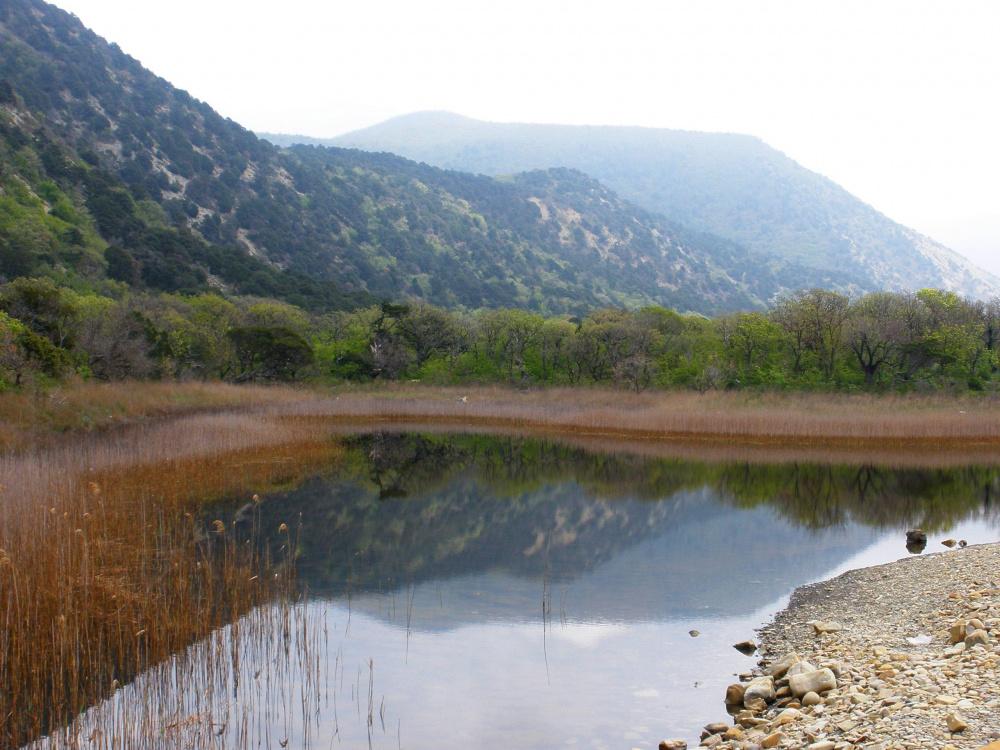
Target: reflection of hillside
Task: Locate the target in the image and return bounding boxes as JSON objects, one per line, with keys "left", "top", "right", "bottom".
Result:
{"left": 242, "top": 434, "right": 998, "bottom": 616}
{"left": 343, "top": 489, "right": 883, "bottom": 629}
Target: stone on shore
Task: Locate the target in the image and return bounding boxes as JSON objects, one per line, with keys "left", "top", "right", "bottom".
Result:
{"left": 658, "top": 741, "right": 686, "bottom": 750}
{"left": 800, "top": 690, "right": 821, "bottom": 706}
{"left": 945, "top": 712, "right": 968, "bottom": 732}
{"left": 764, "top": 651, "right": 801, "bottom": 677}
{"left": 724, "top": 683, "right": 746, "bottom": 705}
{"left": 743, "top": 675, "right": 775, "bottom": 704}
{"left": 788, "top": 667, "right": 837, "bottom": 697}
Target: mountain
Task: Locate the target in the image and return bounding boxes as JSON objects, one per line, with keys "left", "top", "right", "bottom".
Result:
{"left": 289, "top": 111, "right": 1000, "bottom": 299}
{"left": 0, "top": 0, "right": 836, "bottom": 315}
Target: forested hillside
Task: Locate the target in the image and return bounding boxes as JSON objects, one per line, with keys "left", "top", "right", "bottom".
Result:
{"left": 315, "top": 112, "right": 1000, "bottom": 300}
{"left": 0, "top": 0, "right": 831, "bottom": 315}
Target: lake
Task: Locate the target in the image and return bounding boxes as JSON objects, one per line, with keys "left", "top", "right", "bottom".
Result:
{"left": 50, "top": 432, "right": 1000, "bottom": 749}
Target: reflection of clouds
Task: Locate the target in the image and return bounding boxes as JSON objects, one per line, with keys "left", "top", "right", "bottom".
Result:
{"left": 549, "top": 622, "right": 629, "bottom": 649}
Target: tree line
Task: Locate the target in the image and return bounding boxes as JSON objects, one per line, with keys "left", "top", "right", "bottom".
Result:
{"left": 3, "top": 277, "right": 999, "bottom": 393}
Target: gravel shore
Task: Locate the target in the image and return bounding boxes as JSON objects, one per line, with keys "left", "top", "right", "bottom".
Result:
{"left": 672, "top": 542, "right": 1000, "bottom": 750}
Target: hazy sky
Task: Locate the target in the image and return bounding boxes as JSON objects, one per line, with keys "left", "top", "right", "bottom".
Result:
{"left": 51, "top": 0, "right": 1000, "bottom": 274}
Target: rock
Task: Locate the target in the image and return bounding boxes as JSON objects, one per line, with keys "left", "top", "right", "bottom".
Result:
{"left": 810, "top": 621, "right": 843, "bottom": 634}
{"left": 689, "top": 630, "right": 700, "bottom": 637}
{"left": 722, "top": 726, "right": 743, "bottom": 740}
{"left": 965, "top": 629, "right": 990, "bottom": 647}
{"left": 699, "top": 735, "right": 721, "bottom": 748}
{"left": 786, "top": 660, "right": 817, "bottom": 678}
{"left": 658, "top": 742, "right": 686, "bottom": 750}
{"left": 945, "top": 712, "right": 968, "bottom": 732}
{"left": 725, "top": 683, "right": 746, "bottom": 705}
{"left": 773, "top": 707, "right": 801, "bottom": 726}
{"left": 807, "top": 743, "right": 836, "bottom": 750}
{"left": 906, "top": 529, "right": 927, "bottom": 544}
{"left": 744, "top": 676, "right": 776, "bottom": 704}
{"left": 702, "top": 722, "right": 728, "bottom": 736}
{"left": 733, "top": 639, "right": 757, "bottom": 655}
{"left": 765, "top": 652, "right": 802, "bottom": 678}
{"left": 744, "top": 697, "right": 768, "bottom": 713}
{"left": 905, "top": 634, "right": 933, "bottom": 646}
{"left": 761, "top": 732, "right": 783, "bottom": 748}
{"left": 942, "top": 538, "right": 957, "bottom": 547}
{"left": 950, "top": 620, "right": 968, "bottom": 644}
{"left": 788, "top": 668, "right": 837, "bottom": 698}
{"left": 801, "top": 691, "right": 822, "bottom": 707}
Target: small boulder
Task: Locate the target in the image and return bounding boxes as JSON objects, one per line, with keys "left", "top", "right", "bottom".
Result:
{"left": 949, "top": 620, "right": 968, "bottom": 644}
{"left": 773, "top": 707, "right": 801, "bottom": 726}
{"left": 659, "top": 742, "right": 686, "bottom": 750}
{"left": 689, "top": 629, "right": 700, "bottom": 637}
{"left": 807, "top": 742, "right": 836, "bottom": 750}
{"left": 965, "top": 629, "right": 990, "bottom": 648}
{"left": 801, "top": 691, "right": 822, "bottom": 707}
{"left": 811, "top": 621, "right": 843, "bottom": 634}
{"left": 765, "top": 652, "right": 802, "bottom": 678}
{"left": 945, "top": 712, "right": 967, "bottom": 732}
{"left": 744, "top": 675, "right": 776, "bottom": 704}
{"left": 788, "top": 668, "right": 837, "bottom": 698}
{"left": 702, "top": 722, "right": 728, "bottom": 736}
{"left": 761, "top": 733, "right": 783, "bottom": 749}
{"left": 725, "top": 683, "right": 746, "bottom": 705}
{"left": 733, "top": 640, "right": 757, "bottom": 655}
{"left": 906, "top": 528, "right": 927, "bottom": 544}
{"left": 786, "top": 660, "right": 817, "bottom": 678}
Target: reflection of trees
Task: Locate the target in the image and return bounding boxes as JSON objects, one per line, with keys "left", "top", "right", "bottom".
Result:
{"left": 245, "top": 434, "right": 999, "bottom": 595}
{"left": 717, "top": 463, "right": 1000, "bottom": 531}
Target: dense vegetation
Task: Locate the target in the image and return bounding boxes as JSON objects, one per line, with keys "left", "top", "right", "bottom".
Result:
{"left": 0, "top": 0, "right": 823, "bottom": 315}
{"left": 4, "top": 275, "right": 1000, "bottom": 394}
{"left": 320, "top": 111, "right": 1000, "bottom": 299}
{"left": 2, "top": 0, "right": 999, "bottom": 397}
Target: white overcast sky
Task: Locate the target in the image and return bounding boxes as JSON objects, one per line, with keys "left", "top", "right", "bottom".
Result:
{"left": 50, "top": 0, "right": 1000, "bottom": 274}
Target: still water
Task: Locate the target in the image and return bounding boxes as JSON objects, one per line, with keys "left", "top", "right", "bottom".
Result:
{"left": 64, "top": 433, "right": 1000, "bottom": 749}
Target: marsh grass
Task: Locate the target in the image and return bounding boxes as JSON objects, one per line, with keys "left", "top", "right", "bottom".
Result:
{"left": 288, "top": 384, "right": 1000, "bottom": 447}
{"left": 0, "top": 381, "right": 311, "bottom": 452}
{"left": 0, "top": 410, "right": 340, "bottom": 747}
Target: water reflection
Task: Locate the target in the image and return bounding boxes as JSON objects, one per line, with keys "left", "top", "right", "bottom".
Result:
{"left": 57, "top": 433, "right": 1000, "bottom": 749}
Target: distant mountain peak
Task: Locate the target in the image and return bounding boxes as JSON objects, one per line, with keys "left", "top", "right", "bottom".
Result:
{"left": 297, "top": 112, "right": 1000, "bottom": 300}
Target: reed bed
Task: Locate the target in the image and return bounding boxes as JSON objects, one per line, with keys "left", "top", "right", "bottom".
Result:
{"left": 0, "top": 409, "right": 340, "bottom": 747}
{"left": 284, "top": 385, "right": 1000, "bottom": 446}
{"left": 0, "top": 381, "right": 312, "bottom": 452}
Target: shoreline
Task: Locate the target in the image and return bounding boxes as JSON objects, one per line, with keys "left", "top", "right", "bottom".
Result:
{"left": 688, "top": 542, "right": 1000, "bottom": 750}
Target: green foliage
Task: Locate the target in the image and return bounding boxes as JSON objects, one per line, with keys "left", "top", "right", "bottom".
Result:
{"left": 228, "top": 325, "right": 314, "bottom": 382}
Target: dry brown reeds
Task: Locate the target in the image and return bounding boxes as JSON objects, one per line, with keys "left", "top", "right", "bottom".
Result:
{"left": 0, "top": 409, "right": 339, "bottom": 747}
{"left": 285, "top": 384, "right": 1000, "bottom": 451}
{"left": 0, "top": 380, "right": 312, "bottom": 452}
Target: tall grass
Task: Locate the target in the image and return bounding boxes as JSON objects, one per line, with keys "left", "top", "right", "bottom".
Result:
{"left": 0, "top": 381, "right": 312, "bottom": 452}
{"left": 287, "top": 385, "right": 1000, "bottom": 445}
{"left": 0, "top": 410, "right": 339, "bottom": 747}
